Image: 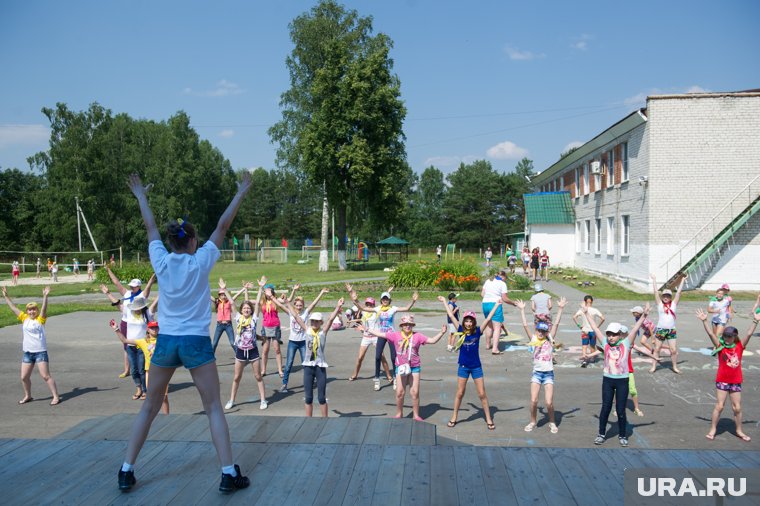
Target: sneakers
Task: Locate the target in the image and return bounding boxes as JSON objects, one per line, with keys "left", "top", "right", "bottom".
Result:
{"left": 219, "top": 464, "right": 250, "bottom": 494}
{"left": 580, "top": 361, "right": 588, "bottom": 368}
{"left": 260, "top": 400, "right": 268, "bottom": 410}
{"left": 118, "top": 468, "right": 136, "bottom": 491}
{"left": 619, "top": 437, "right": 629, "bottom": 447}
{"left": 280, "top": 384, "right": 288, "bottom": 393}
{"left": 593, "top": 434, "right": 605, "bottom": 445}
{"left": 373, "top": 379, "right": 380, "bottom": 391}
{"left": 224, "top": 400, "right": 234, "bottom": 410}
{"left": 634, "top": 408, "right": 644, "bottom": 417}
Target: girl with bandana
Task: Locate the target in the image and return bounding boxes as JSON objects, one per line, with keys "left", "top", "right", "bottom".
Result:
{"left": 516, "top": 297, "right": 567, "bottom": 434}
{"left": 707, "top": 284, "right": 734, "bottom": 337}
{"left": 583, "top": 303, "right": 652, "bottom": 447}
{"left": 439, "top": 297, "right": 500, "bottom": 430}
{"left": 360, "top": 315, "right": 447, "bottom": 421}
{"left": 649, "top": 273, "right": 685, "bottom": 374}
{"left": 283, "top": 298, "right": 345, "bottom": 417}
{"left": 222, "top": 277, "right": 267, "bottom": 411}
{"left": 696, "top": 308, "right": 758, "bottom": 442}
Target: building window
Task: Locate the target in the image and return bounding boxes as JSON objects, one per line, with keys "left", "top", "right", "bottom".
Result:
{"left": 594, "top": 160, "right": 601, "bottom": 191}
{"left": 575, "top": 167, "right": 580, "bottom": 198}
{"left": 607, "top": 150, "right": 615, "bottom": 188}
{"left": 584, "top": 220, "right": 591, "bottom": 252}
{"left": 576, "top": 222, "right": 582, "bottom": 253}
{"left": 606, "top": 217, "right": 615, "bottom": 255}
{"left": 595, "top": 219, "right": 601, "bottom": 254}
{"left": 621, "top": 215, "right": 630, "bottom": 256}
{"left": 583, "top": 164, "right": 589, "bottom": 196}
{"left": 621, "top": 142, "right": 629, "bottom": 182}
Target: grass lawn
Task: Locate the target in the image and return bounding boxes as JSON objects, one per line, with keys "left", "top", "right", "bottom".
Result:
{"left": 0, "top": 301, "right": 114, "bottom": 328}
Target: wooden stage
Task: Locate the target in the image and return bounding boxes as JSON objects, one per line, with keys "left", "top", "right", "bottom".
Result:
{"left": 1, "top": 414, "right": 758, "bottom": 505}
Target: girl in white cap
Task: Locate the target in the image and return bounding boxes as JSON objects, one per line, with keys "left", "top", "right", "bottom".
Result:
{"left": 2, "top": 286, "right": 60, "bottom": 406}
{"left": 361, "top": 315, "right": 447, "bottom": 421}
{"left": 516, "top": 297, "right": 567, "bottom": 433}
{"left": 346, "top": 284, "right": 418, "bottom": 391}
{"left": 346, "top": 296, "right": 393, "bottom": 384}
{"left": 286, "top": 298, "right": 345, "bottom": 417}
{"left": 119, "top": 172, "right": 253, "bottom": 493}
{"left": 649, "top": 274, "right": 686, "bottom": 374}
{"left": 696, "top": 308, "right": 758, "bottom": 442}
{"left": 438, "top": 297, "right": 499, "bottom": 430}
{"left": 582, "top": 303, "right": 651, "bottom": 447}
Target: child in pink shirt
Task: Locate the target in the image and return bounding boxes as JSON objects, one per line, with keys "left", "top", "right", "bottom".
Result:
{"left": 362, "top": 315, "right": 446, "bottom": 420}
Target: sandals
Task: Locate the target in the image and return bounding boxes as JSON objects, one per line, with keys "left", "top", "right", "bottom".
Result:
{"left": 18, "top": 397, "right": 33, "bottom": 405}
{"left": 348, "top": 376, "right": 357, "bottom": 381}
{"left": 634, "top": 408, "right": 644, "bottom": 417}
{"left": 524, "top": 422, "right": 536, "bottom": 432}
{"left": 447, "top": 420, "right": 457, "bottom": 428}
{"left": 50, "top": 398, "right": 61, "bottom": 406}
{"left": 487, "top": 423, "right": 496, "bottom": 431}
{"left": 118, "top": 372, "right": 130, "bottom": 378}
{"left": 132, "top": 390, "right": 143, "bottom": 400}
{"left": 491, "top": 351, "right": 503, "bottom": 355}
{"left": 139, "top": 393, "right": 146, "bottom": 400}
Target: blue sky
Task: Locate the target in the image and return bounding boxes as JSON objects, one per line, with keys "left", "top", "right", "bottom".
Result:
{"left": 2, "top": 0, "right": 759, "bottom": 177}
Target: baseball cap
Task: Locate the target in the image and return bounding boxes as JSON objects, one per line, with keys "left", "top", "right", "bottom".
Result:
{"left": 309, "top": 312, "right": 323, "bottom": 322}
{"left": 536, "top": 321, "right": 550, "bottom": 332}
{"left": 630, "top": 306, "right": 644, "bottom": 314}
{"left": 380, "top": 292, "right": 391, "bottom": 300}
{"left": 605, "top": 322, "right": 623, "bottom": 334}
{"left": 128, "top": 279, "right": 142, "bottom": 288}
{"left": 448, "top": 292, "right": 459, "bottom": 300}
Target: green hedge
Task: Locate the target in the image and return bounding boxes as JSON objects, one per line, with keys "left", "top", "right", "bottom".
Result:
{"left": 95, "top": 263, "right": 155, "bottom": 286}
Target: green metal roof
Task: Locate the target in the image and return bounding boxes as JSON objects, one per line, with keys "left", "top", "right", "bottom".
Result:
{"left": 376, "top": 236, "right": 409, "bottom": 245}
{"left": 524, "top": 191, "right": 575, "bottom": 225}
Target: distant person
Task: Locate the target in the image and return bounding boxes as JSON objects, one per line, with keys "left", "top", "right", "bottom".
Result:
{"left": 436, "top": 244, "right": 442, "bottom": 263}
{"left": 11, "top": 260, "right": 20, "bottom": 286}
{"left": 72, "top": 258, "right": 80, "bottom": 276}
{"left": 540, "top": 250, "right": 550, "bottom": 281}
{"left": 485, "top": 247, "right": 493, "bottom": 267}
{"left": 508, "top": 251, "right": 517, "bottom": 273}
{"left": 2, "top": 286, "right": 60, "bottom": 406}
{"left": 50, "top": 262, "right": 59, "bottom": 282}
{"left": 574, "top": 295, "right": 605, "bottom": 368}
{"left": 36, "top": 257, "right": 41, "bottom": 279}
{"left": 87, "top": 259, "right": 95, "bottom": 280}
{"left": 649, "top": 274, "right": 686, "bottom": 374}
{"left": 445, "top": 292, "right": 460, "bottom": 351}
{"left": 521, "top": 247, "right": 530, "bottom": 275}
{"left": 530, "top": 283, "right": 552, "bottom": 326}
{"left": 117, "top": 172, "right": 253, "bottom": 493}
{"left": 530, "top": 247, "right": 540, "bottom": 281}
{"left": 47, "top": 258, "right": 53, "bottom": 278}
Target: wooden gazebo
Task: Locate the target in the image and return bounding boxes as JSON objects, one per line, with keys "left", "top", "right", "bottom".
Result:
{"left": 375, "top": 236, "right": 409, "bottom": 262}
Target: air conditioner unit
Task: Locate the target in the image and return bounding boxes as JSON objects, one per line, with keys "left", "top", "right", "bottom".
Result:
{"left": 590, "top": 160, "right": 602, "bottom": 174}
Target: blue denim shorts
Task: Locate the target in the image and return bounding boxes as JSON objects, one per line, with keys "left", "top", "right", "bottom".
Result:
{"left": 457, "top": 364, "right": 484, "bottom": 379}
{"left": 481, "top": 302, "right": 504, "bottom": 323}
{"left": 151, "top": 334, "right": 215, "bottom": 370}
{"left": 22, "top": 351, "right": 49, "bottom": 364}
{"left": 531, "top": 370, "right": 555, "bottom": 385}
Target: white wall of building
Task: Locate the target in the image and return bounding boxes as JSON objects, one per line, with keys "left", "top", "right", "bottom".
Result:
{"left": 527, "top": 224, "right": 574, "bottom": 266}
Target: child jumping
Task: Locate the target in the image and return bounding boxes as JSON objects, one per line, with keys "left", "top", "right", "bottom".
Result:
{"left": 2, "top": 286, "right": 60, "bottom": 406}
{"left": 516, "top": 297, "right": 567, "bottom": 434}
{"left": 361, "top": 315, "right": 446, "bottom": 420}
{"left": 696, "top": 308, "right": 758, "bottom": 442}
{"left": 650, "top": 274, "right": 685, "bottom": 374}
{"left": 119, "top": 172, "right": 252, "bottom": 493}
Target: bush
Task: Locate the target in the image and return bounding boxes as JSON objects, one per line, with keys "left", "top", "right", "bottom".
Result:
{"left": 391, "top": 259, "right": 482, "bottom": 291}
{"left": 95, "top": 263, "right": 155, "bottom": 286}
{"left": 504, "top": 274, "right": 532, "bottom": 291}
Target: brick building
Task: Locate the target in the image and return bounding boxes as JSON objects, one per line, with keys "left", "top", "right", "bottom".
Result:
{"left": 530, "top": 90, "right": 760, "bottom": 290}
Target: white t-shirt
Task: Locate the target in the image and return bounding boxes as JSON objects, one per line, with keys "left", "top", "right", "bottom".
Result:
{"left": 125, "top": 309, "right": 153, "bottom": 340}
{"left": 530, "top": 338, "right": 554, "bottom": 372}
{"left": 149, "top": 240, "right": 220, "bottom": 336}
{"left": 235, "top": 313, "right": 258, "bottom": 350}
{"left": 657, "top": 302, "right": 677, "bottom": 329}
{"left": 288, "top": 311, "right": 309, "bottom": 342}
{"left": 574, "top": 307, "right": 602, "bottom": 332}
{"left": 19, "top": 313, "right": 47, "bottom": 352}
{"left": 481, "top": 278, "right": 508, "bottom": 303}
{"left": 374, "top": 306, "right": 399, "bottom": 333}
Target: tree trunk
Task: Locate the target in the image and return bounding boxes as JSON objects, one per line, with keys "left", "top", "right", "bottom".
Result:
{"left": 337, "top": 203, "right": 347, "bottom": 271}
{"left": 319, "top": 196, "right": 329, "bottom": 272}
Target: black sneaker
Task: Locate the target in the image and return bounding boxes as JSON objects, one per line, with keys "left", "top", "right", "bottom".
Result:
{"left": 219, "top": 464, "right": 250, "bottom": 493}
{"left": 118, "top": 468, "right": 136, "bottom": 491}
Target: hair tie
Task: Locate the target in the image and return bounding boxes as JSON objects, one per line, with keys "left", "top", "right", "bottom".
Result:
{"left": 177, "top": 218, "right": 186, "bottom": 238}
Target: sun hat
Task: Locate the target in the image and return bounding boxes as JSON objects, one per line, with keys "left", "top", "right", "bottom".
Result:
{"left": 400, "top": 315, "right": 416, "bottom": 326}
{"left": 534, "top": 283, "right": 543, "bottom": 292}
{"left": 128, "top": 296, "right": 148, "bottom": 311}
{"left": 147, "top": 321, "right": 159, "bottom": 328}
{"left": 365, "top": 297, "right": 376, "bottom": 305}
{"left": 536, "top": 321, "right": 550, "bottom": 332}
{"left": 128, "top": 279, "right": 142, "bottom": 288}
{"left": 462, "top": 310, "right": 477, "bottom": 321}
{"left": 380, "top": 291, "right": 391, "bottom": 300}
{"left": 661, "top": 289, "right": 673, "bottom": 297}
{"left": 309, "top": 312, "right": 323, "bottom": 322}
{"left": 605, "top": 322, "right": 623, "bottom": 334}
{"left": 630, "top": 306, "right": 644, "bottom": 314}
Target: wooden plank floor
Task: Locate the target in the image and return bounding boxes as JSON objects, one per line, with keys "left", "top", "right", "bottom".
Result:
{"left": 2, "top": 414, "right": 756, "bottom": 505}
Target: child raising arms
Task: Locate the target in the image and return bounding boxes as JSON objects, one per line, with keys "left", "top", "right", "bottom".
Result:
{"left": 696, "top": 308, "right": 758, "bottom": 442}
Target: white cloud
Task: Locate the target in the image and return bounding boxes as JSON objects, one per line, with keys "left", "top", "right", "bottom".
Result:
{"left": 563, "top": 141, "right": 584, "bottom": 153}
{"left": 183, "top": 79, "right": 245, "bottom": 97}
{"left": 504, "top": 45, "right": 545, "bottom": 61}
{"left": 486, "top": 140, "right": 529, "bottom": 160}
{"left": 0, "top": 124, "right": 49, "bottom": 149}
{"left": 685, "top": 85, "right": 709, "bottom": 94}
{"left": 571, "top": 34, "right": 594, "bottom": 51}
{"left": 218, "top": 129, "right": 235, "bottom": 138}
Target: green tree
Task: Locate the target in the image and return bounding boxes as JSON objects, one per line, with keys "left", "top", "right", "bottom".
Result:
{"left": 407, "top": 166, "right": 447, "bottom": 246}
{"left": 0, "top": 168, "right": 44, "bottom": 250}
{"left": 269, "top": 0, "right": 408, "bottom": 270}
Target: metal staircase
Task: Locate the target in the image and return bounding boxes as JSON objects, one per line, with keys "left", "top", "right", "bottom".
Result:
{"left": 661, "top": 174, "right": 760, "bottom": 289}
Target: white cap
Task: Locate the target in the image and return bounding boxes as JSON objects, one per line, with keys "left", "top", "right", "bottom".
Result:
{"left": 619, "top": 325, "right": 629, "bottom": 334}
{"left": 352, "top": 305, "right": 358, "bottom": 312}
{"left": 605, "top": 322, "right": 623, "bottom": 334}
{"left": 309, "top": 312, "right": 323, "bottom": 322}
{"left": 128, "top": 279, "right": 142, "bottom": 288}
{"left": 380, "top": 292, "right": 391, "bottom": 300}
{"left": 534, "top": 283, "right": 543, "bottom": 292}
{"left": 630, "top": 306, "right": 644, "bottom": 314}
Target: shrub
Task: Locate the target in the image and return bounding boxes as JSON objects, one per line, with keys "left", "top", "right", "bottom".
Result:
{"left": 458, "top": 274, "right": 481, "bottom": 291}
{"left": 391, "top": 259, "right": 482, "bottom": 291}
{"left": 95, "top": 263, "right": 155, "bottom": 286}
{"left": 388, "top": 261, "right": 439, "bottom": 288}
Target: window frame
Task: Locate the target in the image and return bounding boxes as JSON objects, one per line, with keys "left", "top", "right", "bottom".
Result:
{"left": 621, "top": 215, "right": 630, "bottom": 256}
{"left": 621, "top": 142, "right": 629, "bottom": 182}
{"left": 606, "top": 217, "right": 615, "bottom": 255}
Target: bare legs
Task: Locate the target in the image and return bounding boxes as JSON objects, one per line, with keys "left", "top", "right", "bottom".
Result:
{"left": 394, "top": 373, "right": 419, "bottom": 418}
{"left": 20, "top": 361, "right": 59, "bottom": 404}
{"left": 261, "top": 339, "right": 283, "bottom": 377}
{"left": 528, "top": 382, "right": 555, "bottom": 428}
{"left": 350, "top": 345, "right": 390, "bottom": 380}
{"left": 449, "top": 376, "right": 493, "bottom": 427}
{"left": 228, "top": 359, "right": 265, "bottom": 405}
{"left": 707, "top": 389, "right": 749, "bottom": 441}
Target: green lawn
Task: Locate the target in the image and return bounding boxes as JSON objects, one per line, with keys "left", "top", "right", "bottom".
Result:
{"left": 0, "top": 301, "right": 115, "bottom": 328}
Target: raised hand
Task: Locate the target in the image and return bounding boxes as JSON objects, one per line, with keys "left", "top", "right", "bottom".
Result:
{"left": 42, "top": 286, "right": 51, "bottom": 297}
{"left": 1, "top": 286, "right": 7, "bottom": 297}
{"left": 437, "top": 295, "right": 446, "bottom": 303}
{"left": 579, "top": 304, "right": 588, "bottom": 314}
{"left": 344, "top": 282, "right": 353, "bottom": 293}
{"left": 257, "top": 276, "right": 267, "bottom": 287}
{"left": 99, "top": 284, "right": 110, "bottom": 294}
{"left": 293, "top": 283, "right": 301, "bottom": 290}
{"left": 127, "top": 173, "right": 153, "bottom": 198}
{"left": 557, "top": 297, "right": 567, "bottom": 308}
{"left": 243, "top": 281, "right": 254, "bottom": 290}
{"left": 514, "top": 299, "right": 525, "bottom": 310}
{"left": 695, "top": 308, "right": 707, "bottom": 321}
{"left": 218, "top": 278, "right": 227, "bottom": 290}
{"left": 337, "top": 297, "right": 345, "bottom": 308}
{"left": 320, "top": 287, "right": 329, "bottom": 294}
{"left": 412, "top": 291, "right": 419, "bottom": 302}
{"left": 642, "top": 302, "right": 651, "bottom": 315}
